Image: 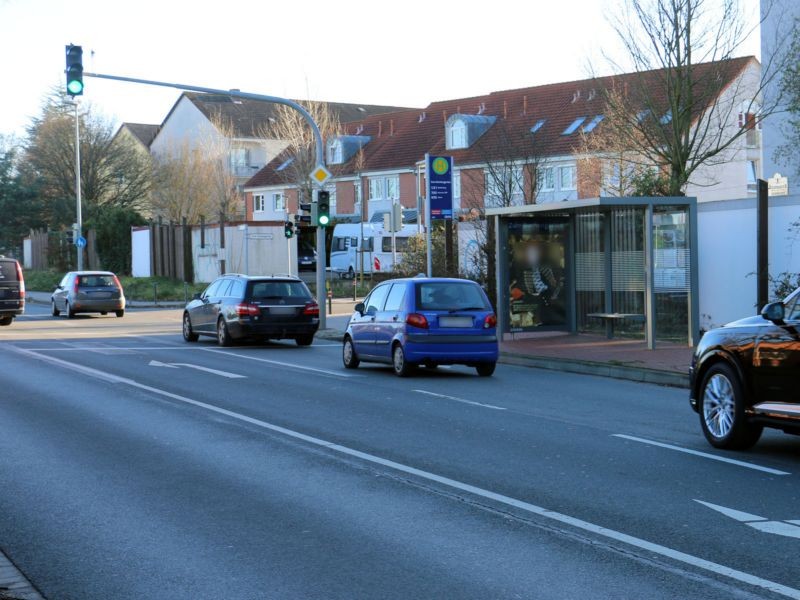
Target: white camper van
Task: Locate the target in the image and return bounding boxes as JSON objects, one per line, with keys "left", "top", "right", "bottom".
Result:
{"left": 330, "top": 221, "right": 419, "bottom": 278}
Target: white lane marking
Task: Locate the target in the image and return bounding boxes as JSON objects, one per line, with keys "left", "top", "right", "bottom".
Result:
{"left": 612, "top": 434, "right": 790, "bottom": 476}
{"left": 413, "top": 389, "right": 506, "bottom": 411}
{"left": 148, "top": 360, "right": 246, "bottom": 379}
{"left": 202, "top": 348, "right": 359, "bottom": 378}
{"left": 8, "top": 345, "right": 800, "bottom": 600}
{"left": 696, "top": 500, "right": 800, "bottom": 540}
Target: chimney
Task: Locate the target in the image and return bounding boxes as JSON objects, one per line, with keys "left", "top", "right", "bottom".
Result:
{"left": 457, "top": 105, "right": 461, "bottom": 114}
{"left": 442, "top": 109, "right": 447, "bottom": 121}
{"left": 390, "top": 119, "right": 394, "bottom": 136}
{"left": 503, "top": 100, "right": 508, "bottom": 119}
{"left": 523, "top": 95, "right": 528, "bottom": 115}
{"left": 378, "top": 121, "right": 382, "bottom": 137}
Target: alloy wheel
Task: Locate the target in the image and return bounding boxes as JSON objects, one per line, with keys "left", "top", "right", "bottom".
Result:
{"left": 702, "top": 373, "right": 735, "bottom": 439}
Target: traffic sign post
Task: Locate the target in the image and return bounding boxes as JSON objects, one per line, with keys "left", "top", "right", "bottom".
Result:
{"left": 424, "top": 154, "right": 454, "bottom": 276}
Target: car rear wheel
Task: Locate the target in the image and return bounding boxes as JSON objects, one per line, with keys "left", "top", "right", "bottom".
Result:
{"left": 342, "top": 337, "right": 360, "bottom": 369}
{"left": 51, "top": 301, "right": 60, "bottom": 317}
{"left": 67, "top": 303, "right": 76, "bottom": 319}
{"left": 182, "top": 313, "right": 199, "bottom": 342}
{"left": 217, "top": 318, "right": 232, "bottom": 347}
{"left": 476, "top": 363, "right": 496, "bottom": 377}
{"left": 115, "top": 310, "right": 124, "bottom": 318}
{"left": 101, "top": 311, "right": 108, "bottom": 316}
{"left": 392, "top": 343, "right": 414, "bottom": 377}
{"left": 699, "top": 363, "right": 762, "bottom": 450}
{"left": 0, "top": 317, "right": 12, "bottom": 326}
{"left": 295, "top": 334, "right": 314, "bottom": 347}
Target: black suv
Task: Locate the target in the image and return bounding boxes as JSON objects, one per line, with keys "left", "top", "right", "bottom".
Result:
{"left": 0, "top": 257, "right": 25, "bottom": 326}
{"left": 690, "top": 286, "right": 800, "bottom": 450}
{"left": 182, "top": 274, "right": 319, "bottom": 346}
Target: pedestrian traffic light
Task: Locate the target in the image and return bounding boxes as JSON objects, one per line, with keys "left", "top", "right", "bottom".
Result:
{"left": 65, "top": 44, "right": 84, "bottom": 96}
{"left": 317, "top": 190, "right": 331, "bottom": 227}
{"left": 284, "top": 221, "right": 294, "bottom": 239}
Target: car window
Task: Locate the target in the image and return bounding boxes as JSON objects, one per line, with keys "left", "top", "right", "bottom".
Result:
{"left": 0, "top": 261, "right": 18, "bottom": 282}
{"left": 365, "top": 284, "right": 390, "bottom": 314}
{"left": 383, "top": 284, "right": 406, "bottom": 312}
{"left": 217, "top": 280, "right": 234, "bottom": 298}
{"left": 786, "top": 294, "right": 800, "bottom": 321}
{"left": 204, "top": 280, "right": 224, "bottom": 298}
{"left": 59, "top": 275, "right": 70, "bottom": 288}
{"left": 362, "top": 237, "right": 374, "bottom": 252}
{"left": 416, "top": 282, "right": 490, "bottom": 311}
{"left": 229, "top": 279, "right": 245, "bottom": 299}
{"left": 250, "top": 281, "right": 310, "bottom": 301}
{"left": 78, "top": 275, "right": 116, "bottom": 287}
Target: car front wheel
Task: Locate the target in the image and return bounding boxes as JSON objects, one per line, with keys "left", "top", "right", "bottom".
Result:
{"left": 342, "top": 337, "right": 360, "bottom": 369}
{"left": 0, "top": 317, "right": 12, "bottom": 326}
{"left": 699, "top": 363, "right": 762, "bottom": 450}
{"left": 295, "top": 334, "right": 314, "bottom": 346}
{"left": 183, "top": 313, "right": 199, "bottom": 342}
{"left": 51, "top": 301, "right": 60, "bottom": 317}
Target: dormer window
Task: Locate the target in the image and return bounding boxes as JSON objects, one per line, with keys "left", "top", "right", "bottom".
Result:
{"left": 562, "top": 117, "right": 587, "bottom": 135}
{"left": 448, "top": 118, "right": 468, "bottom": 150}
{"left": 328, "top": 139, "right": 343, "bottom": 164}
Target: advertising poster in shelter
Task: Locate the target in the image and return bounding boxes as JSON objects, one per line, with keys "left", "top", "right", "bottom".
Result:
{"left": 507, "top": 219, "right": 568, "bottom": 331}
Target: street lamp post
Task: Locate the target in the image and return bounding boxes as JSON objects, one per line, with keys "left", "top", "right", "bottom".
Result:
{"left": 74, "top": 99, "right": 83, "bottom": 270}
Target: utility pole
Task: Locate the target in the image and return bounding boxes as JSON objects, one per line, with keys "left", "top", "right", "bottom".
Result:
{"left": 82, "top": 70, "right": 328, "bottom": 328}
{"left": 74, "top": 99, "right": 83, "bottom": 270}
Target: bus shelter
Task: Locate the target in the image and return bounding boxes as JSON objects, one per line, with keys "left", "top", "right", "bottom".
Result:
{"left": 486, "top": 197, "right": 699, "bottom": 349}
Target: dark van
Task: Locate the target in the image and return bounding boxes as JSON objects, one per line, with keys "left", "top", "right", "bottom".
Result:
{"left": 0, "top": 257, "right": 25, "bottom": 326}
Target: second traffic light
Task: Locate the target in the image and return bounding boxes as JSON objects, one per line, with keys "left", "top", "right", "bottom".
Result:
{"left": 284, "top": 221, "right": 294, "bottom": 239}
{"left": 314, "top": 190, "right": 331, "bottom": 227}
{"left": 65, "top": 44, "right": 84, "bottom": 96}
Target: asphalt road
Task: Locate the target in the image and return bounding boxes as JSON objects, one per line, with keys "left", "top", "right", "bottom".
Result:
{"left": 1, "top": 305, "right": 799, "bottom": 599}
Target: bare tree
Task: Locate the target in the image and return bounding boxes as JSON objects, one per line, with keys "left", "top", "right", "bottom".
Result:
{"left": 23, "top": 91, "right": 152, "bottom": 218}
{"left": 204, "top": 115, "right": 246, "bottom": 220}
{"left": 261, "top": 101, "right": 341, "bottom": 206}
{"left": 461, "top": 118, "right": 550, "bottom": 305}
{"left": 602, "top": 0, "right": 793, "bottom": 196}
{"left": 151, "top": 141, "right": 217, "bottom": 224}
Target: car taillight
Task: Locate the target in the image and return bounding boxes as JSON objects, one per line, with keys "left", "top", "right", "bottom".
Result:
{"left": 484, "top": 314, "right": 497, "bottom": 329}
{"left": 15, "top": 262, "right": 24, "bottom": 298}
{"left": 73, "top": 276, "right": 80, "bottom": 293}
{"left": 235, "top": 302, "right": 260, "bottom": 317}
{"left": 406, "top": 313, "right": 429, "bottom": 329}
{"left": 112, "top": 274, "right": 122, "bottom": 290}
{"left": 304, "top": 301, "right": 319, "bottom": 316}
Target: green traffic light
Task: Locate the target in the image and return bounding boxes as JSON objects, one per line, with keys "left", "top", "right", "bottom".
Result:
{"left": 67, "top": 80, "right": 83, "bottom": 95}
{"left": 318, "top": 215, "right": 330, "bottom": 226}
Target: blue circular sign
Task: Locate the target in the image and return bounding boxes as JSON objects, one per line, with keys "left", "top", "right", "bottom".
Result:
{"left": 75, "top": 236, "right": 87, "bottom": 248}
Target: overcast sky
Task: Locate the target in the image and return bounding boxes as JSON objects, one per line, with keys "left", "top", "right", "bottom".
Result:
{"left": 0, "top": 0, "right": 760, "bottom": 137}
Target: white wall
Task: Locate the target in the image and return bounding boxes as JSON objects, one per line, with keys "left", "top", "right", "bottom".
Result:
{"left": 698, "top": 195, "right": 800, "bottom": 329}
{"left": 131, "top": 227, "right": 151, "bottom": 277}
{"left": 150, "top": 96, "right": 220, "bottom": 158}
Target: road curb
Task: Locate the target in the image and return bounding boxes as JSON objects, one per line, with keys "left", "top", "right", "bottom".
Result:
{"left": 499, "top": 351, "right": 689, "bottom": 388}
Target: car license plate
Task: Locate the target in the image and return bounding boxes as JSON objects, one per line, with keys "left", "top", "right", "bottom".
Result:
{"left": 90, "top": 292, "right": 111, "bottom": 298}
{"left": 267, "top": 306, "right": 296, "bottom": 315}
{"left": 438, "top": 316, "right": 473, "bottom": 328}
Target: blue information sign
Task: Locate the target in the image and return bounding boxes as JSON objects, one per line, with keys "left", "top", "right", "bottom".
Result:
{"left": 427, "top": 154, "right": 453, "bottom": 220}
{"left": 75, "top": 235, "right": 87, "bottom": 248}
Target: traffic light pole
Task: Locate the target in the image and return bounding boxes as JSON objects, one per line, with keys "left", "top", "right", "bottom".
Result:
{"left": 74, "top": 100, "right": 83, "bottom": 271}
{"left": 82, "top": 71, "right": 328, "bottom": 329}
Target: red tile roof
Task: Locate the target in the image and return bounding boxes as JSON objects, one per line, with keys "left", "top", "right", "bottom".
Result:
{"left": 245, "top": 56, "right": 755, "bottom": 189}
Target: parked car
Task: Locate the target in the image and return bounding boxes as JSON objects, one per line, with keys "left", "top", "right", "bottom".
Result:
{"left": 182, "top": 274, "right": 319, "bottom": 346}
{"left": 51, "top": 271, "right": 125, "bottom": 318}
{"left": 342, "top": 276, "right": 499, "bottom": 377}
{"left": 0, "top": 256, "right": 25, "bottom": 326}
{"left": 690, "top": 286, "right": 800, "bottom": 449}
{"left": 298, "top": 242, "right": 317, "bottom": 272}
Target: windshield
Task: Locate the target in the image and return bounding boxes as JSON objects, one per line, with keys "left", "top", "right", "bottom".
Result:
{"left": 249, "top": 280, "right": 311, "bottom": 302}
{"left": 415, "top": 282, "right": 490, "bottom": 311}
{"left": 0, "top": 261, "right": 19, "bottom": 282}
{"left": 78, "top": 275, "right": 117, "bottom": 287}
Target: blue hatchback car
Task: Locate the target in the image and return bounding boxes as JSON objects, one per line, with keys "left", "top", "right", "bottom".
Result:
{"left": 343, "top": 277, "right": 499, "bottom": 377}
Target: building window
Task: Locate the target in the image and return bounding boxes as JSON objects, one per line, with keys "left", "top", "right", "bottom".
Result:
{"left": 660, "top": 110, "right": 672, "bottom": 125}
{"left": 447, "top": 118, "right": 468, "bottom": 149}
{"left": 328, "top": 140, "right": 343, "bottom": 164}
{"left": 582, "top": 115, "right": 604, "bottom": 133}
{"left": 537, "top": 167, "right": 555, "bottom": 191}
{"left": 562, "top": 117, "right": 587, "bottom": 135}
{"left": 747, "top": 160, "right": 759, "bottom": 193}
{"left": 530, "top": 119, "right": 546, "bottom": 134}
{"left": 453, "top": 171, "right": 461, "bottom": 210}
{"left": 559, "top": 165, "right": 577, "bottom": 190}
{"left": 253, "top": 194, "right": 266, "bottom": 212}
{"left": 272, "top": 192, "right": 285, "bottom": 212}
{"left": 230, "top": 148, "right": 249, "bottom": 168}
{"left": 386, "top": 176, "right": 399, "bottom": 200}
{"left": 369, "top": 177, "right": 383, "bottom": 200}
{"left": 486, "top": 166, "right": 523, "bottom": 204}
{"left": 369, "top": 176, "right": 399, "bottom": 200}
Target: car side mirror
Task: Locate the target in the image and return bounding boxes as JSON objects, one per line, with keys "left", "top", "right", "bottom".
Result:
{"left": 54, "top": 285, "right": 62, "bottom": 291}
{"left": 354, "top": 302, "right": 365, "bottom": 315}
{"left": 761, "top": 301, "right": 785, "bottom": 323}
{"left": 192, "top": 292, "right": 202, "bottom": 300}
